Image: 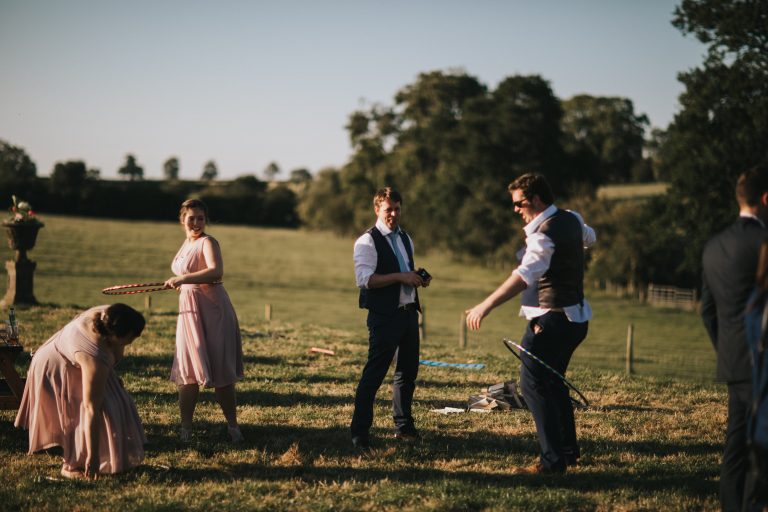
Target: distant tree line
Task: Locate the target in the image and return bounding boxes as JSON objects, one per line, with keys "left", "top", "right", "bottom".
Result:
{"left": 0, "top": 148, "right": 301, "bottom": 227}
{"left": 299, "top": 72, "right": 653, "bottom": 267}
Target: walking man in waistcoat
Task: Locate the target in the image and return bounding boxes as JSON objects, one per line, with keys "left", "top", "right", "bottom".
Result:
{"left": 701, "top": 167, "right": 768, "bottom": 512}
{"left": 466, "top": 173, "right": 595, "bottom": 474}
{"left": 351, "top": 187, "right": 431, "bottom": 450}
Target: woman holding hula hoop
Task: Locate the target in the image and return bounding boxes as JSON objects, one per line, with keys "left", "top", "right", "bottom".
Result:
{"left": 165, "top": 199, "right": 244, "bottom": 443}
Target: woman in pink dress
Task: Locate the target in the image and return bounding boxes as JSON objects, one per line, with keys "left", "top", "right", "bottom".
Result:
{"left": 14, "top": 304, "right": 146, "bottom": 479}
{"left": 164, "top": 199, "right": 244, "bottom": 443}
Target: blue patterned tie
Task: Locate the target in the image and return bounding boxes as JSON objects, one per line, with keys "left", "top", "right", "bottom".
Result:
{"left": 388, "top": 231, "right": 413, "bottom": 296}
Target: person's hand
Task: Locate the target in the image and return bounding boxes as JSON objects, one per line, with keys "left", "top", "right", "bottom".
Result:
{"left": 164, "top": 276, "right": 183, "bottom": 289}
{"left": 401, "top": 272, "right": 424, "bottom": 288}
{"left": 465, "top": 303, "right": 489, "bottom": 331}
{"left": 417, "top": 268, "right": 432, "bottom": 288}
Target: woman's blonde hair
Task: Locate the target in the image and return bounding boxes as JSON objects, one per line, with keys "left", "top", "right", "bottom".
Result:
{"left": 179, "top": 198, "right": 209, "bottom": 224}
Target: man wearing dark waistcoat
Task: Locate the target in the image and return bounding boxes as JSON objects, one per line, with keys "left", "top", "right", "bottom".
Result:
{"left": 466, "top": 173, "right": 595, "bottom": 474}
{"left": 351, "top": 187, "right": 431, "bottom": 450}
{"left": 701, "top": 167, "right": 768, "bottom": 512}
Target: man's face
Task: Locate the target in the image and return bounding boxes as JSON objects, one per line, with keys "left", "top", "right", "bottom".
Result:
{"left": 511, "top": 189, "right": 538, "bottom": 224}
{"left": 375, "top": 199, "right": 401, "bottom": 231}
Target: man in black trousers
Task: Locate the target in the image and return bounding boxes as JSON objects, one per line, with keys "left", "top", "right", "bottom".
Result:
{"left": 466, "top": 173, "right": 595, "bottom": 474}
{"left": 701, "top": 166, "right": 768, "bottom": 512}
{"left": 351, "top": 187, "right": 430, "bottom": 450}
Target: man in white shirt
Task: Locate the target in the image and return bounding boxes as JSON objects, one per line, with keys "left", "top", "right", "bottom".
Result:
{"left": 351, "top": 187, "right": 431, "bottom": 451}
{"left": 466, "top": 173, "right": 595, "bottom": 474}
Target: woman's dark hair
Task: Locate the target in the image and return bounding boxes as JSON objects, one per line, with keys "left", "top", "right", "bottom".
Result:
{"left": 93, "top": 303, "right": 146, "bottom": 339}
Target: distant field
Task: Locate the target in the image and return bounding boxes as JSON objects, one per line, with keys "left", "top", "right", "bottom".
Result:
{"left": 8, "top": 214, "right": 713, "bottom": 380}
{"left": 596, "top": 182, "right": 669, "bottom": 200}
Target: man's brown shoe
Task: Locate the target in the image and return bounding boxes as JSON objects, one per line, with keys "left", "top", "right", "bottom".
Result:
{"left": 512, "top": 462, "right": 566, "bottom": 475}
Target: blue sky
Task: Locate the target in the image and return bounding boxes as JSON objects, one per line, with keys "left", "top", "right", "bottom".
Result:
{"left": 0, "top": 1, "right": 705, "bottom": 180}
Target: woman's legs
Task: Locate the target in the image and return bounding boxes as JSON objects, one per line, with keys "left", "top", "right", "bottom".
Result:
{"left": 179, "top": 383, "right": 199, "bottom": 429}
{"left": 215, "top": 384, "right": 243, "bottom": 442}
{"left": 214, "top": 384, "right": 238, "bottom": 428}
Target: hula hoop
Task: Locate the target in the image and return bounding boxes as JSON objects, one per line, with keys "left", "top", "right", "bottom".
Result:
{"left": 502, "top": 338, "right": 589, "bottom": 409}
{"left": 102, "top": 282, "right": 169, "bottom": 295}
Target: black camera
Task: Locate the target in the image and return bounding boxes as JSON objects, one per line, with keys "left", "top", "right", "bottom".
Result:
{"left": 416, "top": 268, "right": 431, "bottom": 280}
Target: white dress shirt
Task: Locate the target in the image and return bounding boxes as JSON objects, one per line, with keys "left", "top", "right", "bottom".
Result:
{"left": 354, "top": 219, "right": 417, "bottom": 306}
{"left": 514, "top": 205, "right": 596, "bottom": 322}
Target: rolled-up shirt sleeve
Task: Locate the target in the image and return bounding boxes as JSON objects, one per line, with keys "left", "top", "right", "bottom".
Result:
{"left": 514, "top": 232, "right": 555, "bottom": 287}
{"left": 353, "top": 233, "right": 377, "bottom": 289}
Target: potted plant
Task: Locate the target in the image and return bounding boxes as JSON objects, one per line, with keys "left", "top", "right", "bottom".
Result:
{"left": 3, "top": 195, "right": 44, "bottom": 256}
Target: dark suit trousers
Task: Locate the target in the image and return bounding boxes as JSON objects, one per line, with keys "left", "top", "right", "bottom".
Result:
{"left": 722, "top": 381, "right": 752, "bottom": 512}
{"left": 520, "top": 311, "right": 588, "bottom": 471}
{"left": 351, "top": 308, "right": 420, "bottom": 438}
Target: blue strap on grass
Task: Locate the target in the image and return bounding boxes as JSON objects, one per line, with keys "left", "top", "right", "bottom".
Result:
{"left": 420, "top": 360, "right": 485, "bottom": 369}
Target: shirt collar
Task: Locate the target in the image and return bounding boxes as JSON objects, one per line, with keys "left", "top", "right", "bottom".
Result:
{"left": 523, "top": 204, "right": 558, "bottom": 236}
{"left": 740, "top": 212, "right": 766, "bottom": 229}
{"left": 376, "top": 218, "right": 397, "bottom": 237}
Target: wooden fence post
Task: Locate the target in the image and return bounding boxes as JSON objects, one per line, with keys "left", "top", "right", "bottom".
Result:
{"left": 144, "top": 295, "right": 152, "bottom": 316}
{"left": 419, "top": 304, "right": 426, "bottom": 341}
{"left": 459, "top": 312, "right": 467, "bottom": 349}
{"left": 626, "top": 323, "right": 634, "bottom": 376}
{"left": 265, "top": 303, "right": 272, "bottom": 321}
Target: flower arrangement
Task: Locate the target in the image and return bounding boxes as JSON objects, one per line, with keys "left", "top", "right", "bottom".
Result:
{"left": 5, "top": 195, "right": 43, "bottom": 226}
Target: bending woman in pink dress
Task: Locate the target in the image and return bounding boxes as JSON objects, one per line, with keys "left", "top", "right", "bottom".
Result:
{"left": 164, "top": 199, "right": 244, "bottom": 443}
{"left": 15, "top": 304, "right": 146, "bottom": 479}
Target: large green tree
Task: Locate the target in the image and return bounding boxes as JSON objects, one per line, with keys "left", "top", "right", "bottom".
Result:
{"left": 654, "top": 0, "right": 768, "bottom": 284}
{"left": 301, "top": 70, "right": 585, "bottom": 260}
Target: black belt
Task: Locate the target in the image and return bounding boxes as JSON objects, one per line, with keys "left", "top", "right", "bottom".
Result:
{"left": 398, "top": 303, "right": 417, "bottom": 311}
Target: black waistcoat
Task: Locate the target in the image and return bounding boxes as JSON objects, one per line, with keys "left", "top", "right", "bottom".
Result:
{"left": 359, "top": 226, "right": 420, "bottom": 314}
{"left": 535, "top": 209, "right": 585, "bottom": 308}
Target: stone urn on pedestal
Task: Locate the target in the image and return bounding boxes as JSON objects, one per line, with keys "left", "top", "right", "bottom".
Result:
{"left": 1, "top": 219, "right": 44, "bottom": 307}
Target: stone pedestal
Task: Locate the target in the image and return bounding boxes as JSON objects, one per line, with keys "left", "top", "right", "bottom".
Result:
{"left": 1, "top": 222, "right": 43, "bottom": 307}
{"left": 1, "top": 259, "right": 38, "bottom": 307}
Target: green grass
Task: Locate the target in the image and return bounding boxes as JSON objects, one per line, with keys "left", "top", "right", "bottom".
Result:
{"left": 18, "top": 214, "right": 714, "bottom": 380}
{"left": 0, "top": 215, "right": 723, "bottom": 510}
{"left": 1, "top": 310, "right": 721, "bottom": 511}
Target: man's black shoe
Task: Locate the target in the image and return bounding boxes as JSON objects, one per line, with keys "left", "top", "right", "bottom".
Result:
{"left": 352, "top": 436, "right": 371, "bottom": 451}
{"left": 393, "top": 430, "right": 421, "bottom": 443}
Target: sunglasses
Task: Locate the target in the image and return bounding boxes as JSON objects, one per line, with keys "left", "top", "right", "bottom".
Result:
{"left": 512, "top": 198, "right": 529, "bottom": 208}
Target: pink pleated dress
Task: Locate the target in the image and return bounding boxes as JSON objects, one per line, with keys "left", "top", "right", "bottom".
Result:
{"left": 170, "top": 235, "right": 243, "bottom": 388}
{"left": 14, "top": 306, "right": 146, "bottom": 474}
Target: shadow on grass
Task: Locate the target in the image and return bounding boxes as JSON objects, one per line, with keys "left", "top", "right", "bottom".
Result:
{"left": 131, "top": 422, "right": 718, "bottom": 500}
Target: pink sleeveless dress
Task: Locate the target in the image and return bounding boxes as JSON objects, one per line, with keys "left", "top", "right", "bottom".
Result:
{"left": 170, "top": 235, "right": 243, "bottom": 388}
{"left": 14, "top": 306, "right": 146, "bottom": 474}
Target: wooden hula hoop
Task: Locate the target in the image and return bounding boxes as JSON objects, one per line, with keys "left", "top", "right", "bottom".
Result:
{"left": 101, "top": 282, "right": 169, "bottom": 295}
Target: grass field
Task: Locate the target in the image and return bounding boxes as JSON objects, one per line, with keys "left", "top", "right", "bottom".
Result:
{"left": 0, "top": 215, "right": 724, "bottom": 510}
{"left": 22, "top": 214, "right": 714, "bottom": 379}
